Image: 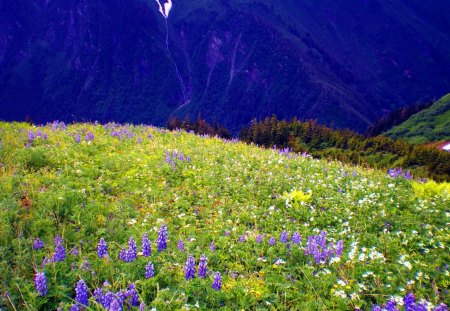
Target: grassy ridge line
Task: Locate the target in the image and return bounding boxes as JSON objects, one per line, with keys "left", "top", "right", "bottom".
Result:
{"left": 385, "top": 94, "right": 450, "bottom": 144}
{"left": 0, "top": 122, "right": 449, "bottom": 310}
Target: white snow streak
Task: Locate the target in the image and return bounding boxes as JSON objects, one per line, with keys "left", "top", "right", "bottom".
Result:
{"left": 155, "top": 0, "right": 172, "bottom": 19}
{"left": 443, "top": 143, "right": 450, "bottom": 151}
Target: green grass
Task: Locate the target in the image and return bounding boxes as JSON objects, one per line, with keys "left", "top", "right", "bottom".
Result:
{"left": 385, "top": 94, "right": 450, "bottom": 144}
{"left": 0, "top": 122, "right": 448, "bottom": 310}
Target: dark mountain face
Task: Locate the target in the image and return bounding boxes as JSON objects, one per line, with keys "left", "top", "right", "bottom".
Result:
{"left": 1, "top": 0, "right": 449, "bottom": 132}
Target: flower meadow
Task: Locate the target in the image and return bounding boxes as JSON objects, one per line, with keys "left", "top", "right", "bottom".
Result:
{"left": 0, "top": 122, "right": 448, "bottom": 310}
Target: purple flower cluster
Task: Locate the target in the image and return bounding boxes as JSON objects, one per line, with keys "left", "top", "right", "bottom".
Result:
{"left": 388, "top": 168, "right": 413, "bottom": 180}
{"left": 74, "top": 279, "right": 89, "bottom": 307}
{"left": 119, "top": 237, "right": 137, "bottom": 262}
{"left": 94, "top": 283, "right": 140, "bottom": 310}
{"left": 280, "top": 231, "right": 289, "bottom": 243}
{"left": 145, "top": 262, "right": 155, "bottom": 279}
{"left": 185, "top": 255, "right": 196, "bottom": 280}
{"left": 142, "top": 233, "right": 151, "bottom": 257}
{"left": 97, "top": 238, "right": 108, "bottom": 258}
{"left": 291, "top": 232, "right": 301, "bottom": 244}
{"left": 198, "top": 254, "right": 208, "bottom": 278}
{"left": 109, "top": 125, "right": 135, "bottom": 140}
{"left": 165, "top": 150, "right": 191, "bottom": 169}
{"left": 156, "top": 224, "right": 168, "bottom": 252}
{"left": 33, "top": 238, "right": 44, "bottom": 250}
{"left": 34, "top": 272, "right": 48, "bottom": 296}
{"left": 372, "top": 293, "right": 448, "bottom": 311}
{"left": 209, "top": 241, "right": 216, "bottom": 251}
{"left": 304, "top": 231, "right": 343, "bottom": 264}
{"left": 256, "top": 235, "right": 263, "bottom": 243}
{"left": 177, "top": 239, "right": 185, "bottom": 251}
{"left": 212, "top": 272, "right": 222, "bottom": 291}
{"left": 50, "top": 121, "right": 67, "bottom": 131}
{"left": 85, "top": 131, "right": 94, "bottom": 142}
{"left": 52, "top": 235, "right": 66, "bottom": 262}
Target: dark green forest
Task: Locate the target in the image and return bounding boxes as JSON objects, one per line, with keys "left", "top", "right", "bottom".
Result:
{"left": 239, "top": 116, "right": 450, "bottom": 181}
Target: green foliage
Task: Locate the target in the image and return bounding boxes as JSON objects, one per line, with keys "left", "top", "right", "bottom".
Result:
{"left": 0, "top": 122, "right": 448, "bottom": 310}
{"left": 385, "top": 94, "right": 450, "bottom": 144}
{"left": 240, "top": 116, "right": 450, "bottom": 181}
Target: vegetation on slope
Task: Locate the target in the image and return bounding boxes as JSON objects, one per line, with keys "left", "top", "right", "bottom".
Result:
{"left": 0, "top": 122, "right": 449, "bottom": 310}
{"left": 240, "top": 116, "right": 450, "bottom": 181}
{"left": 384, "top": 94, "right": 450, "bottom": 144}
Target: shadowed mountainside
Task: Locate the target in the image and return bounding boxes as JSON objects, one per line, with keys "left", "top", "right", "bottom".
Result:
{"left": 1, "top": 0, "right": 449, "bottom": 132}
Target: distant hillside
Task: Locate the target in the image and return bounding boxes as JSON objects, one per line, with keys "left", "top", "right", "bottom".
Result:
{"left": 1, "top": 0, "right": 450, "bottom": 132}
{"left": 366, "top": 101, "right": 433, "bottom": 137}
{"left": 384, "top": 94, "right": 450, "bottom": 144}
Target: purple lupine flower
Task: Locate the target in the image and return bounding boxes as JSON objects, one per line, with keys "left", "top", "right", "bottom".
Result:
{"left": 239, "top": 235, "right": 246, "bottom": 242}
{"left": 415, "top": 304, "right": 428, "bottom": 311}
{"left": 142, "top": 233, "right": 151, "bottom": 257}
{"left": 97, "top": 238, "right": 108, "bottom": 258}
{"left": 210, "top": 241, "right": 216, "bottom": 251}
{"left": 212, "top": 272, "right": 222, "bottom": 291}
{"left": 52, "top": 235, "right": 66, "bottom": 262}
{"left": 103, "top": 291, "right": 115, "bottom": 309}
{"left": 185, "top": 255, "right": 196, "bottom": 280}
{"left": 85, "top": 132, "right": 94, "bottom": 142}
{"left": 82, "top": 257, "right": 92, "bottom": 272}
{"left": 291, "top": 232, "right": 301, "bottom": 244}
{"left": 126, "top": 284, "right": 140, "bottom": 306}
{"left": 139, "top": 302, "right": 146, "bottom": 311}
{"left": 177, "top": 239, "right": 185, "bottom": 251}
{"left": 43, "top": 133, "right": 48, "bottom": 140}
{"left": 75, "top": 279, "right": 89, "bottom": 307}
{"left": 94, "top": 288, "right": 105, "bottom": 306}
{"left": 256, "top": 235, "right": 263, "bottom": 243}
{"left": 335, "top": 240, "right": 344, "bottom": 257}
{"left": 165, "top": 151, "right": 171, "bottom": 163}
{"left": 280, "top": 231, "right": 289, "bottom": 243}
{"left": 71, "top": 247, "right": 79, "bottom": 257}
{"left": 119, "top": 248, "right": 127, "bottom": 261}
{"left": 33, "top": 238, "right": 44, "bottom": 250}
{"left": 372, "top": 305, "right": 383, "bottom": 311}
{"left": 145, "top": 262, "right": 155, "bottom": 279}
{"left": 404, "top": 293, "right": 416, "bottom": 311}
{"left": 198, "top": 254, "right": 208, "bottom": 278}
{"left": 75, "top": 133, "right": 81, "bottom": 143}
{"left": 434, "top": 304, "right": 448, "bottom": 311}
{"left": 224, "top": 230, "right": 231, "bottom": 236}
{"left": 404, "top": 170, "right": 413, "bottom": 180}
{"left": 156, "top": 224, "right": 168, "bottom": 252}
{"left": 27, "top": 130, "right": 35, "bottom": 143}
{"left": 34, "top": 272, "right": 48, "bottom": 296}
{"left": 126, "top": 237, "right": 137, "bottom": 262}
{"left": 109, "top": 298, "right": 122, "bottom": 311}
{"left": 385, "top": 300, "right": 399, "bottom": 311}
{"left": 69, "top": 304, "right": 82, "bottom": 311}
{"left": 269, "top": 237, "right": 276, "bottom": 246}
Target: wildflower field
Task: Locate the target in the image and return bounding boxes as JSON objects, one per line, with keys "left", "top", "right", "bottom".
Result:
{"left": 0, "top": 122, "right": 448, "bottom": 310}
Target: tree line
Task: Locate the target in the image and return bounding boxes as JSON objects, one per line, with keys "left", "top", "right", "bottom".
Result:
{"left": 239, "top": 116, "right": 450, "bottom": 181}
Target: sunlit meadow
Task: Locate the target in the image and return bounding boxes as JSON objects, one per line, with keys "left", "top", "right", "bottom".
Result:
{"left": 0, "top": 122, "right": 448, "bottom": 310}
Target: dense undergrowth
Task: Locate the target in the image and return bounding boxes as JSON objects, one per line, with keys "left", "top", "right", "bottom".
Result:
{"left": 0, "top": 122, "right": 448, "bottom": 310}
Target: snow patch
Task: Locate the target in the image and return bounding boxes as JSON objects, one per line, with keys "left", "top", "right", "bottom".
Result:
{"left": 442, "top": 143, "right": 450, "bottom": 151}
{"left": 155, "top": 0, "right": 172, "bottom": 19}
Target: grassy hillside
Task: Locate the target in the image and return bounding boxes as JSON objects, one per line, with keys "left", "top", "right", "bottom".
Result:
{"left": 0, "top": 122, "right": 449, "bottom": 310}
{"left": 385, "top": 94, "right": 450, "bottom": 144}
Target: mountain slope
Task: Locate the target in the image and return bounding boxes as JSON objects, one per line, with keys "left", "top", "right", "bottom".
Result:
{"left": 384, "top": 94, "right": 450, "bottom": 144}
{"left": 1, "top": 0, "right": 450, "bottom": 132}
